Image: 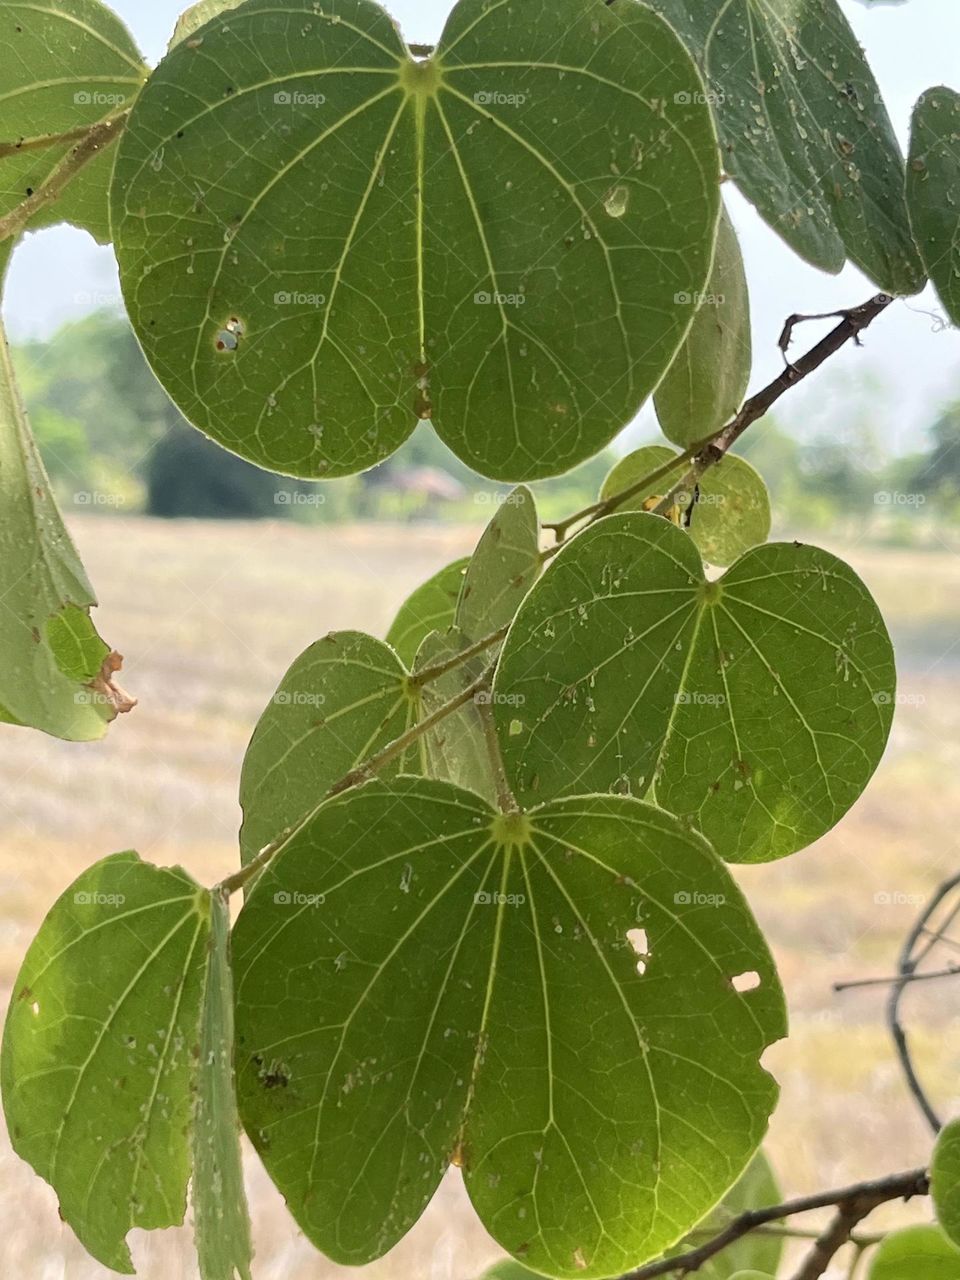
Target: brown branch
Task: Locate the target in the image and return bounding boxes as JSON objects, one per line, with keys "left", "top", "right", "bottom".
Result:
{"left": 216, "top": 669, "right": 492, "bottom": 896}
{"left": 886, "top": 871, "right": 960, "bottom": 1135}
{"left": 617, "top": 1168, "right": 928, "bottom": 1279}
{"left": 549, "top": 292, "right": 895, "bottom": 542}
{"left": 834, "top": 963, "right": 960, "bottom": 993}
{"left": 0, "top": 123, "right": 101, "bottom": 161}
{"left": 789, "top": 1201, "right": 878, "bottom": 1280}
{"left": 0, "top": 110, "right": 130, "bottom": 243}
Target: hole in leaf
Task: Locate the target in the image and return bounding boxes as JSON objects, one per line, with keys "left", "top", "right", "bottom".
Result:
{"left": 626, "top": 927, "right": 650, "bottom": 975}
{"left": 215, "top": 316, "right": 245, "bottom": 352}
{"left": 731, "top": 970, "right": 761, "bottom": 993}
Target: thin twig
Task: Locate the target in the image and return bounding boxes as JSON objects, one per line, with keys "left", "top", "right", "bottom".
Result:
{"left": 888, "top": 872, "right": 960, "bottom": 1135}
{"left": 835, "top": 963, "right": 960, "bottom": 993}
{"left": 216, "top": 669, "right": 492, "bottom": 896}
{"left": 544, "top": 293, "right": 895, "bottom": 542}
{"left": 0, "top": 122, "right": 103, "bottom": 160}
{"left": 476, "top": 696, "right": 519, "bottom": 814}
{"left": 411, "top": 623, "right": 509, "bottom": 687}
{"left": 616, "top": 1168, "right": 928, "bottom": 1279}
{"left": 0, "top": 111, "right": 130, "bottom": 243}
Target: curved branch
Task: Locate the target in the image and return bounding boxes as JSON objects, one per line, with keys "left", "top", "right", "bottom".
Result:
{"left": 618, "top": 1168, "right": 928, "bottom": 1280}
{"left": 886, "top": 871, "right": 960, "bottom": 1135}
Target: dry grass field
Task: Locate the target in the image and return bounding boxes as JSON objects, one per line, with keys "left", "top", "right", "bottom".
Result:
{"left": 1, "top": 515, "right": 959, "bottom": 1279}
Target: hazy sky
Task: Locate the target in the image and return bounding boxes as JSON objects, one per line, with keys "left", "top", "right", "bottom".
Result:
{"left": 5, "top": 0, "right": 960, "bottom": 455}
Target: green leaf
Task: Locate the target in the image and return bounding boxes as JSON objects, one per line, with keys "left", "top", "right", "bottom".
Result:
{"left": 494, "top": 513, "right": 894, "bottom": 862}
{"left": 413, "top": 625, "right": 495, "bottom": 802}
{"left": 479, "top": 1263, "right": 541, "bottom": 1280}
{"left": 933, "top": 1119, "right": 960, "bottom": 1249}
{"left": 386, "top": 557, "right": 468, "bottom": 667}
{"left": 233, "top": 776, "right": 784, "bottom": 1279}
{"left": 111, "top": 0, "right": 720, "bottom": 481}
{"left": 239, "top": 631, "right": 416, "bottom": 864}
{"left": 0, "top": 307, "right": 120, "bottom": 740}
{"left": 649, "top": 0, "right": 925, "bottom": 294}
{"left": 681, "top": 1151, "right": 782, "bottom": 1280}
{"left": 457, "top": 486, "right": 541, "bottom": 641}
{"left": 1, "top": 852, "right": 211, "bottom": 1273}
{"left": 169, "top": 0, "right": 245, "bottom": 49}
{"left": 655, "top": 204, "right": 751, "bottom": 447}
{"left": 868, "top": 1225, "right": 960, "bottom": 1279}
{"left": 727, "top": 1273, "right": 774, "bottom": 1280}
{"left": 192, "top": 892, "right": 254, "bottom": 1280}
{"left": 907, "top": 87, "right": 960, "bottom": 327}
{"left": 0, "top": 0, "right": 146, "bottom": 244}
{"left": 600, "top": 446, "right": 771, "bottom": 567}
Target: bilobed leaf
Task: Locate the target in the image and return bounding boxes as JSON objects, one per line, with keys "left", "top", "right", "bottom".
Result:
{"left": 0, "top": 305, "right": 120, "bottom": 740}
{"left": 649, "top": 0, "right": 925, "bottom": 294}
{"left": 193, "top": 892, "right": 253, "bottom": 1280}
{"left": 111, "top": 0, "right": 720, "bottom": 482}
{"left": 933, "top": 1119, "right": 960, "bottom": 1248}
{"left": 413, "top": 626, "right": 496, "bottom": 802}
{"left": 868, "top": 1225, "right": 960, "bottom": 1279}
{"left": 681, "top": 1151, "right": 783, "bottom": 1280}
{"left": 386, "top": 557, "right": 468, "bottom": 667}
{"left": 233, "top": 777, "right": 784, "bottom": 1279}
{"left": 457, "top": 486, "right": 541, "bottom": 641}
{"left": 0, "top": 0, "right": 146, "bottom": 244}
{"left": 494, "top": 513, "right": 894, "bottom": 862}
{"left": 600, "top": 446, "right": 771, "bottom": 567}
{"left": 907, "top": 87, "right": 960, "bottom": 327}
{"left": 239, "top": 631, "right": 416, "bottom": 864}
{"left": 1, "top": 852, "right": 211, "bottom": 1273}
{"left": 655, "top": 204, "right": 751, "bottom": 447}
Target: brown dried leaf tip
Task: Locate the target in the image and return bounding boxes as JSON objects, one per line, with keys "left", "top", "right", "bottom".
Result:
{"left": 89, "top": 651, "right": 138, "bottom": 717}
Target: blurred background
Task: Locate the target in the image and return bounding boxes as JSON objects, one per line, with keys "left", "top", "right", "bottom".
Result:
{"left": 2, "top": 1, "right": 960, "bottom": 1277}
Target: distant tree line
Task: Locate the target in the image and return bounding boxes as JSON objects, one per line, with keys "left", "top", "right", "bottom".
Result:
{"left": 14, "top": 308, "right": 960, "bottom": 536}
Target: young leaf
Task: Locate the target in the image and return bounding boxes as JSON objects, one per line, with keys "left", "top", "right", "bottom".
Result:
{"left": 494, "top": 514, "right": 895, "bottom": 862}
{"left": 386, "top": 557, "right": 469, "bottom": 667}
{"left": 655, "top": 205, "right": 751, "bottom": 447}
{"left": 868, "top": 1225, "right": 960, "bottom": 1279}
{"left": 239, "top": 631, "right": 416, "bottom": 864}
{"left": 0, "top": 306, "right": 125, "bottom": 740}
{"left": 649, "top": 0, "right": 925, "bottom": 295}
{"left": 600, "top": 446, "right": 771, "bottom": 567}
{"left": 193, "top": 892, "right": 254, "bottom": 1280}
{"left": 413, "top": 626, "right": 496, "bottom": 802}
{"left": 1, "top": 852, "right": 211, "bottom": 1273}
{"left": 457, "top": 487, "right": 541, "bottom": 641}
{"left": 933, "top": 1119, "right": 960, "bottom": 1249}
{"left": 0, "top": 0, "right": 146, "bottom": 245}
{"left": 111, "top": 0, "right": 720, "bottom": 482}
{"left": 233, "top": 777, "right": 784, "bottom": 1279}
{"left": 907, "top": 87, "right": 960, "bottom": 327}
